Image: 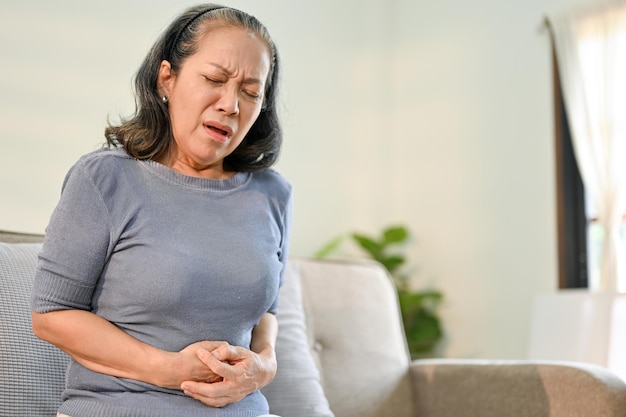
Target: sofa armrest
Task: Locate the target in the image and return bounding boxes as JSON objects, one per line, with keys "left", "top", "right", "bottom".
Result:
{"left": 409, "top": 359, "right": 626, "bottom": 417}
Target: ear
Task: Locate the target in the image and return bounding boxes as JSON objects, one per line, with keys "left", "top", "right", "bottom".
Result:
{"left": 157, "top": 60, "right": 174, "bottom": 98}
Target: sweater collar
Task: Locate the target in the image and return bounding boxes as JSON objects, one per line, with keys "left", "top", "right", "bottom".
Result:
{"left": 142, "top": 159, "right": 251, "bottom": 192}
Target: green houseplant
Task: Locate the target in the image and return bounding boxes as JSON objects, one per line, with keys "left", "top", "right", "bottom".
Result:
{"left": 316, "top": 225, "right": 443, "bottom": 359}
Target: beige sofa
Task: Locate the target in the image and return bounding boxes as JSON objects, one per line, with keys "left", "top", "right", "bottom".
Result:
{"left": 2, "top": 229, "right": 626, "bottom": 417}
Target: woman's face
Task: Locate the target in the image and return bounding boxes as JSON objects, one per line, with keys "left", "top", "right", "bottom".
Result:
{"left": 158, "top": 25, "right": 271, "bottom": 179}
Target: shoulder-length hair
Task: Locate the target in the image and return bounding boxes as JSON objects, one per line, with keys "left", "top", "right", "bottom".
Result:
{"left": 105, "top": 4, "right": 282, "bottom": 172}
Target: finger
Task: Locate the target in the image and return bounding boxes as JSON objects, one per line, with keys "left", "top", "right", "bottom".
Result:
{"left": 181, "top": 380, "right": 217, "bottom": 397}
{"left": 210, "top": 343, "right": 244, "bottom": 362}
{"left": 181, "top": 380, "right": 244, "bottom": 406}
{"left": 196, "top": 349, "right": 240, "bottom": 379}
{"left": 182, "top": 384, "right": 231, "bottom": 408}
{"left": 184, "top": 378, "right": 236, "bottom": 399}
{"left": 198, "top": 348, "right": 264, "bottom": 392}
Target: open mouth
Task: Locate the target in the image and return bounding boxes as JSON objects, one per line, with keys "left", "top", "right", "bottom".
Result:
{"left": 204, "top": 122, "right": 233, "bottom": 141}
{"left": 203, "top": 122, "right": 233, "bottom": 144}
{"left": 207, "top": 125, "right": 229, "bottom": 136}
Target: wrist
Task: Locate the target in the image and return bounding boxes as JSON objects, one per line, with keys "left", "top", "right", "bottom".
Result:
{"left": 256, "top": 346, "right": 278, "bottom": 385}
{"left": 260, "top": 346, "right": 276, "bottom": 363}
{"left": 146, "top": 349, "right": 181, "bottom": 389}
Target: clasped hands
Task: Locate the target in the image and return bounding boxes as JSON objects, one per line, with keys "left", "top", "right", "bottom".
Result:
{"left": 172, "top": 341, "right": 277, "bottom": 408}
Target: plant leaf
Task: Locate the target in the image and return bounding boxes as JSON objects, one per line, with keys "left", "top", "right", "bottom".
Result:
{"left": 381, "top": 255, "right": 405, "bottom": 274}
{"left": 314, "top": 235, "right": 345, "bottom": 259}
{"left": 352, "top": 233, "right": 382, "bottom": 260}
{"left": 382, "top": 226, "right": 409, "bottom": 245}
{"left": 398, "top": 290, "right": 443, "bottom": 357}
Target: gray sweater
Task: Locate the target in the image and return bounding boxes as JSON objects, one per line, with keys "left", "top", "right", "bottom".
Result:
{"left": 31, "top": 147, "right": 292, "bottom": 417}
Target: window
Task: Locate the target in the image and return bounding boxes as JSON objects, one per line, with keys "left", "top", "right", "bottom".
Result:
{"left": 550, "top": 5, "right": 626, "bottom": 292}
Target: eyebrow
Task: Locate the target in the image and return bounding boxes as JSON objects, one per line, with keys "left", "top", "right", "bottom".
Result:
{"left": 209, "top": 62, "right": 264, "bottom": 85}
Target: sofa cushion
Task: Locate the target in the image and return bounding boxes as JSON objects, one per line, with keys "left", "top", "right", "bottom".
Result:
{"left": 262, "top": 260, "right": 334, "bottom": 416}
{"left": 0, "top": 242, "right": 69, "bottom": 417}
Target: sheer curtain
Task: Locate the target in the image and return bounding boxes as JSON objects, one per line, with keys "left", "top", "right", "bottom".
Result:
{"left": 548, "top": 2, "right": 626, "bottom": 292}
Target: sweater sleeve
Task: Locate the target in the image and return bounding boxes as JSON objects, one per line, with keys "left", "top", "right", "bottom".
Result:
{"left": 267, "top": 188, "right": 293, "bottom": 315}
{"left": 31, "top": 160, "right": 113, "bottom": 313}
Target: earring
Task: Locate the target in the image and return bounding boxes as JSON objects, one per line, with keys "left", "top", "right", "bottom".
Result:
{"left": 162, "top": 96, "right": 169, "bottom": 104}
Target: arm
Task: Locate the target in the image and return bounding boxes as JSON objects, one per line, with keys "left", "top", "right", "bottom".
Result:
{"left": 32, "top": 309, "right": 222, "bottom": 389}
{"left": 249, "top": 311, "right": 279, "bottom": 379}
{"left": 181, "top": 312, "right": 279, "bottom": 407}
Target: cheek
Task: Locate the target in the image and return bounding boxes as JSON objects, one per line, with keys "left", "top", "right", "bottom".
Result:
{"left": 243, "top": 105, "right": 263, "bottom": 130}
{"left": 170, "top": 99, "right": 204, "bottom": 134}
{"left": 231, "top": 109, "right": 261, "bottom": 150}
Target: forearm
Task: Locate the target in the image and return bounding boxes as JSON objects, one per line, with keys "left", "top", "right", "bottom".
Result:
{"left": 251, "top": 313, "right": 277, "bottom": 355}
{"left": 249, "top": 312, "right": 278, "bottom": 383}
{"left": 31, "top": 310, "right": 180, "bottom": 388}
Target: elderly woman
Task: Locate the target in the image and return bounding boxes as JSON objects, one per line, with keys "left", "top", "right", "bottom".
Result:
{"left": 31, "top": 4, "right": 290, "bottom": 417}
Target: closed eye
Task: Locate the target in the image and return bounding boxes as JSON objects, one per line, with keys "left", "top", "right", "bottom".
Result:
{"left": 243, "top": 89, "right": 262, "bottom": 100}
{"left": 201, "top": 74, "right": 263, "bottom": 102}
{"left": 202, "top": 75, "right": 225, "bottom": 85}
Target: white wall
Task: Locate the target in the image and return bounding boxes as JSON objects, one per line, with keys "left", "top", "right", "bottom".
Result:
{"left": 0, "top": 0, "right": 604, "bottom": 359}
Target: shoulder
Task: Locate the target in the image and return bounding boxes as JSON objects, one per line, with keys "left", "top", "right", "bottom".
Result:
{"left": 62, "top": 147, "right": 134, "bottom": 191}
{"left": 68, "top": 147, "right": 135, "bottom": 181}
{"left": 250, "top": 168, "right": 292, "bottom": 201}
{"left": 76, "top": 147, "right": 132, "bottom": 172}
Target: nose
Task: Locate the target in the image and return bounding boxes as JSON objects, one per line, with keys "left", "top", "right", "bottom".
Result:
{"left": 216, "top": 87, "right": 239, "bottom": 116}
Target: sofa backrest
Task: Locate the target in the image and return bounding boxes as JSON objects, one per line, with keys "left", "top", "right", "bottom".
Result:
{"left": 295, "top": 258, "right": 415, "bottom": 417}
